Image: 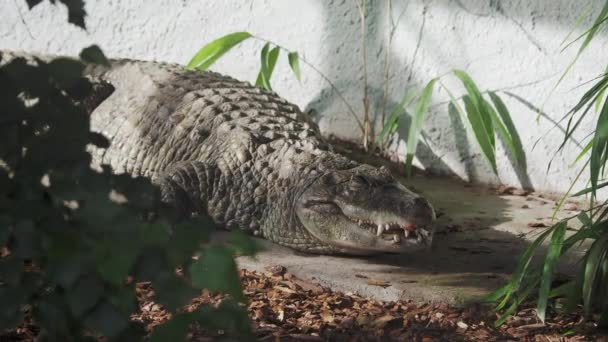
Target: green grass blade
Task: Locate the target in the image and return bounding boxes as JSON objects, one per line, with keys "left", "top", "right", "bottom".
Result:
{"left": 288, "top": 52, "right": 301, "bottom": 81}
{"left": 405, "top": 79, "right": 436, "bottom": 176}
{"left": 537, "top": 221, "right": 567, "bottom": 322}
{"left": 454, "top": 70, "right": 497, "bottom": 173}
{"left": 488, "top": 92, "right": 525, "bottom": 165}
{"left": 583, "top": 234, "right": 608, "bottom": 316}
{"left": 187, "top": 32, "right": 252, "bottom": 70}
{"left": 377, "top": 88, "right": 417, "bottom": 143}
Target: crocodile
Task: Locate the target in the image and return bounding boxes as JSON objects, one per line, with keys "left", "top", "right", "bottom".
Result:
{"left": 69, "top": 56, "right": 437, "bottom": 254}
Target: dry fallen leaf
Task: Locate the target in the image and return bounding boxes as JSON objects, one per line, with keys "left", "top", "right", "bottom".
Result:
{"left": 367, "top": 278, "right": 391, "bottom": 287}
{"left": 372, "top": 314, "right": 397, "bottom": 328}
{"left": 274, "top": 286, "right": 296, "bottom": 294}
{"left": 457, "top": 321, "right": 469, "bottom": 330}
{"left": 320, "top": 310, "right": 334, "bottom": 323}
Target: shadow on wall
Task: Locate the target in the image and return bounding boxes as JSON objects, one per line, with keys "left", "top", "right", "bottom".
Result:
{"left": 303, "top": 0, "right": 597, "bottom": 190}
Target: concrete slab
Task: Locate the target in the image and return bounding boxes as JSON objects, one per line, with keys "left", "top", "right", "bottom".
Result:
{"left": 237, "top": 150, "right": 588, "bottom": 304}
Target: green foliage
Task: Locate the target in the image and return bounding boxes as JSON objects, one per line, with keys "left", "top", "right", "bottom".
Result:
{"left": 255, "top": 43, "right": 280, "bottom": 90}
{"left": 0, "top": 49, "right": 252, "bottom": 340}
{"left": 189, "top": 32, "right": 302, "bottom": 91}
{"left": 187, "top": 32, "right": 253, "bottom": 71}
{"left": 488, "top": 3, "right": 608, "bottom": 326}
{"left": 288, "top": 52, "right": 301, "bottom": 82}
{"left": 449, "top": 70, "right": 525, "bottom": 174}
{"left": 378, "top": 71, "right": 524, "bottom": 177}
{"left": 404, "top": 79, "right": 436, "bottom": 176}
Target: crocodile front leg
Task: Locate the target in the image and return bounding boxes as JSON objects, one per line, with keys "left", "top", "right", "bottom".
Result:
{"left": 159, "top": 161, "right": 214, "bottom": 219}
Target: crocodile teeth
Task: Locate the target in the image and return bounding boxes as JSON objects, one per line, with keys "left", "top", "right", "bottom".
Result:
{"left": 404, "top": 230, "right": 410, "bottom": 239}
{"left": 377, "top": 224, "right": 384, "bottom": 236}
{"left": 393, "top": 234, "right": 401, "bottom": 243}
{"left": 358, "top": 219, "right": 363, "bottom": 226}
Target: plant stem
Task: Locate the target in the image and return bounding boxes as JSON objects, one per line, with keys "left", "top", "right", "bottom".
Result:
{"left": 380, "top": 0, "right": 393, "bottom": 130}
{"left": 250, "top": 35, "right": 365, "bottom": 134}
{"left": 355, "top": 0, "right": 371, "bottom": 150}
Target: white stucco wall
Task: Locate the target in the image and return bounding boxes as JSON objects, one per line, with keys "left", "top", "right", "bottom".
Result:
{"left": 2, "top": 0, "right": 606, "bottom": 194}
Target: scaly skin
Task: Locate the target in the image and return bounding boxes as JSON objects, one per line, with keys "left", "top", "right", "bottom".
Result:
{"left": 81, "top": 58, "right": 436, "bottom": 254}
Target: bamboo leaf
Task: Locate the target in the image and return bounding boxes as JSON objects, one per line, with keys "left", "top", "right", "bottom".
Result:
{"left": 590, "top": 96, "right": 608, "bottom": 198}
{"left": 572, "top": 180, "right": 608, "bottom": 196}
{"left": 483, "top": 282, "right": 511, "bottom": 303}
{"left": 560, "top": 2, "right": 594, "bottom": 48}
{"left": 463, "top": 95, "right": 497, "bottom": 173}
{"left": 377, "top": 89, "right": 417, "bottom": 143}
{"left": 488, "top": 92, "right": 525, "bottom": 165}
{"left": 564, "top": 1, "right": 608, "bottom": 54}
{"left": 405, "top": 79, "right": 436, "bottom": 176}
{"left": 288, "top": 52, "right": 301, "bottom": 81}
{"left": 187, "top": 32, "right": 252, "bottom": 70}
{"left": 583, "top": 234, "right": 608, "bottom": 316}
{"left": 494, "top": 279, "right": 539, "bottom": 328}
{"left": 256, "top": 45, "right": 280, "bottom": 90}
{"left": 572, "top": 140, "right": 593, "bottom": 167}
{"left": 537, "top": 221, "right": 567, "bottom": 322}
{"left": 596, "top": 66, "right": 608, "bottom": 113}
{"left": 256, "top": 43, "right": 272, "bottom": 90}
{"left": 496, "top": 225, "right": 557, "bottom": 310}
{"left": 453, "top": 70, "right": 497, "bottom": 173}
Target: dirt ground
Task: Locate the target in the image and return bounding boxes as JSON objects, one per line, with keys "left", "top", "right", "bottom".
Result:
{"left": 3, "top": 268, "right": 605, "bottom": 341}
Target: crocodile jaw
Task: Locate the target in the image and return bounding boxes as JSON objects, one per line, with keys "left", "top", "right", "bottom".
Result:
{"left": 295, "top": 165, "right": 436, "bottom": 254}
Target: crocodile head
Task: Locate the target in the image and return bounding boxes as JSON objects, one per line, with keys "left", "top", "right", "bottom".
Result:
{"left": 296, "top": 165, "right": 436, "bottom": 254}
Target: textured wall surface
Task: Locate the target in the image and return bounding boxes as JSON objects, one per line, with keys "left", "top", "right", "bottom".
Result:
{"left": 2, "top": 0, "right": 606, "bottom": 194}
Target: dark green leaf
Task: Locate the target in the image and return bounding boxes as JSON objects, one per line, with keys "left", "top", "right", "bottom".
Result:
{"left": 229, "top": 230, "right": 260, "bottom": 256}
{"left": 67, "top": 275, "right": 103, "bottom": 317}
{"left": 190, "top": 246, "right": 243, "bottom": 302}
{"left": 149, "top": 313, "right": 192, "bottom": 342}
{"left": 84, "top": 301, "right": 129, "bottom": 338}
{"left": 79, "top": 45, "right": 110, "bottom": 66}
{"left": 58, "top": 0, "right": 87, "bottom": 29}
